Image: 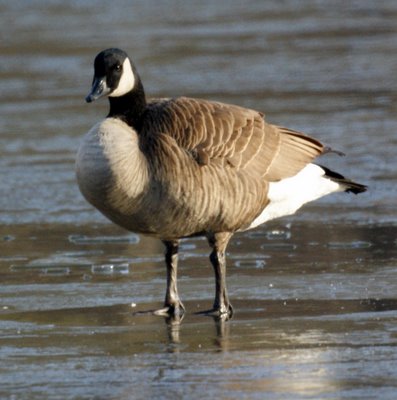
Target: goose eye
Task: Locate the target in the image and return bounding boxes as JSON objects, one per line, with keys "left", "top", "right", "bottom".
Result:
{"left": 114, "top": 64, "right": 122, "bottom": 72}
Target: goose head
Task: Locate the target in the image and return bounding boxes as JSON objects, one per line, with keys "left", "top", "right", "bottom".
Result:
{"left": 85, "top": 48, "right": 137, "bottom": 103}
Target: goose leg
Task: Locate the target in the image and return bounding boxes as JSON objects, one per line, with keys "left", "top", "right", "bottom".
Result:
{"left": 207, "top": 232, "right": 234, "bottom": 317}
{"left": 154, "top": 240, "right": 185, "bottom": 317}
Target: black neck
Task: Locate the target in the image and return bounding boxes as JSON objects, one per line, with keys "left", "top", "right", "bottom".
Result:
{"left": 108, "top": 79, "right": 147, "bottom": 131}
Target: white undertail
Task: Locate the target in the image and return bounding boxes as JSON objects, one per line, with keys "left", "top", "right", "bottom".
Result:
{"left": 247, "top": 163, "right": 343, "bottom": 229}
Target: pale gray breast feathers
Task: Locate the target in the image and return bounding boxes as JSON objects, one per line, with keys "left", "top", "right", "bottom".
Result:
{"left": 76, "top": 118, "right": 149, "bottom": 216}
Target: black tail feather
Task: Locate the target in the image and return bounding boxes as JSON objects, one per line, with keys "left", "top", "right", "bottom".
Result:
{"left": 319, "top": 165, "right": 368, "bottom": 194}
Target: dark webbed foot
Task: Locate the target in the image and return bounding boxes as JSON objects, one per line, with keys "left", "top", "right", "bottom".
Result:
{"left": 198, "top": 303, "right": 234, "bottom": 320}
{"left": 214, "top": 301, "right": 234, "bottom": 317}
{"left": 154, "top": 301, "right": 185, "bottom": 317}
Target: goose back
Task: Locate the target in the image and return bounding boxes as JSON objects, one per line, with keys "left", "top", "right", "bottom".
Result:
{"left": 142, "top": 97, "right": 324, "bottom": 179}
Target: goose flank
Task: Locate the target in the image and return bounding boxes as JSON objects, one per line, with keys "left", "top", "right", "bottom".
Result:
{"left": 76, "top": 48, "right": 367, "bottom": 317}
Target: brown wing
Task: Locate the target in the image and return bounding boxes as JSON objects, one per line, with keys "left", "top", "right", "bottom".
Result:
{"left": 144, "top": 97, "right": 325, "bottom": 181}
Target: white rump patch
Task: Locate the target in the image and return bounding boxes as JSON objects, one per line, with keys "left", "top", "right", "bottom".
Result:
{"left": 247, "top": 164, "right": 343, "bottom": 230}
{"left": 109, "top": 58, "right": 135, "bottom": 97}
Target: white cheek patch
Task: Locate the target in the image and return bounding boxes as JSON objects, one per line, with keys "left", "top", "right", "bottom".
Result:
{"left": 109, "top": 58, "right": 135, "bottom": 97}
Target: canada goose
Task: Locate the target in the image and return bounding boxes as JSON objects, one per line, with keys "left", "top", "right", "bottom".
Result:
{"left": 76, "top": 48, "right": 366, "bottom": 318}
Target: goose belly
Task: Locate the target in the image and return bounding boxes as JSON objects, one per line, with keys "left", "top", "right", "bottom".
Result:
{"left": 113, "top": 163, "right": 269, "bottom": 238}
{"left": 81, "top": 161, "right": 267, "bottom": 239}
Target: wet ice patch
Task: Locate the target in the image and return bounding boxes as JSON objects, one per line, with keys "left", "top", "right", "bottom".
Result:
{"left": 42, "top": 266, "right": 71, "bottom": 276}
{"left": 261, "top": 242, "right": 297, "bottom": 251}
{"left": 247, "top": 228, "right": 292, "bottom": 241}
{"left": 91, "top": 263, "right": 130, "bottom": 275}
{"left": 265, "top": 229, "right": 291, "bottom": 240}
{"left": 10, "top": 260, "right": 90, "bottom": 276}
{"left": 179, "top": 242, "right": 197, "bottom": 251}
{"left": 327, "top": 241, "right": 373, "bottom": 249}
{"left": 234, "top": 259, "right": 267, "bottom": 269}
{"left": 68, "top": 234, "right": 140, "bottom": 245}
{"left": 2, "top": 235, "right": 15, "bottom": 242}
{"left": 11, "top": 260, "right": 131, "bottom": 276}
